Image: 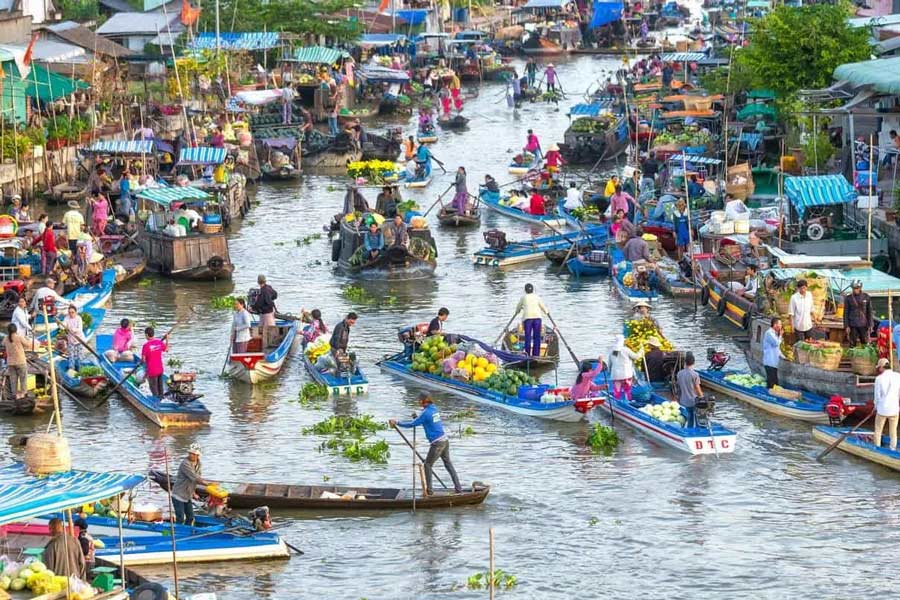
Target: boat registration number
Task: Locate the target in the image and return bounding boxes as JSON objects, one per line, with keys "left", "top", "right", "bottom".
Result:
{"left": 694, "top": 438, "right": 731, "bottom": 452}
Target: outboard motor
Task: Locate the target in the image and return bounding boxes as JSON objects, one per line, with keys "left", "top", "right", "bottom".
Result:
{"left": 248, "top": 506, "right": 272, "bottom": 531}
{"left": 695, "top": 395, "right": 716, "bottom": 428}
{"left": 484, "top": 229, "right": 508, "bottom": 251}
{"left": 165, "top": 372, "right": 201, "bottom": 403}
{"left": 825, "top": 395, "right": 847, "bottom": 426}
{"left": 706, "top": 347, "right": 730, "bottom": 371}
{"left": 246, "top": 287, "right": 260, "bottom": 312}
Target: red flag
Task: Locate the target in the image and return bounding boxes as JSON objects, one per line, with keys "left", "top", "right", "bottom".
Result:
{"left": 181, "top": 0, "right": 201, "bottom": 26}
{"left": 22, "top": 32, "right": 38, "bottom": 67}
{"left": 378, "top": 0, "right": 390, "bottom": 12}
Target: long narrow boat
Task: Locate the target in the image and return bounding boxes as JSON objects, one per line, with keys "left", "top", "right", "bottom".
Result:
{"left": 378, "top": 351, "right": 598, "bottom": 422}
{"left": 417, "top": 127, "right": 438, "bottom": 144}
{"left": 698, "top": 369, "right": 831, "bottom": 423}
{"left": 507, "top": 153, "right": 539, "bottom": 175}
{"left": 566, "top": 250, "right": 610, "bottom": 277}
{"left": 148, "top": 469, "right": 489, "bottom": 510}
{"left": 473, "top": 225, "right": 607, "bottom": 267}
{"left": 301, "top": 346, "right": 369, "bottom": 396}
{"left": 595, "top": 391, "right": 737, "bottom": 455}
{"left": 96, "top": 334, "right": 211, "bottom": 427}
{"left": 437, "top": 205, "right": 481, "bottom": 227}
{"left": 33, "top": 269, "right": 117, "bottom": 331}
{"left": 811, "top": 426, "right": 900, "bottom": 472}
{"left": 53, "top": 355, "right": 109, "bottom": 398}
{"left": 499, "top": 323, "right": 559, "bottom": 369}
{"left": 478, "top": 188, "right": 566, "bottom": 228}
{"left": 112, "top": 249, "right": 147, "bottom": 286}
{"left": 226, "top": 318, "right": 298, "bottom": 384}
{"left": 557, "top": 202, "right": 603, "bottom": 229}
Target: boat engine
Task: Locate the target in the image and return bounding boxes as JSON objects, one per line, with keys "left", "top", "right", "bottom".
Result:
{"left": 825, "top": 395, "right": 847, "bottom": 426}
{"left": 483, "top": 229, "right": 508, "bottom": 251}
{"left": 248, "top": 506, "right": 272, "bottom": 531}
{"left": 706, "top": 347, "right": 730, "bottom": 371}
{"left": 164, "top": 372, "right": 202, "bottom": 403}
{"left": 694, "top": 395, "right": 716, "bottom": 428}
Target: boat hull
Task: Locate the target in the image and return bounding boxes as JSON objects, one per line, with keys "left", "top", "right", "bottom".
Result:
{"left": 405, "top": 176, "right": 433, "bottom": 188}
{"left": 566, "top": 256, "right": 609, "bottom": 277}
{"left": 812, "top": 426, "right": 900, "bottom": 472}
{"left": 302, "top": 354, "right": 368, "bottom": 396}
{"left": 227, "top": 484, "right": 490, "bottom": 510}
{"left": 480, "top": 189, "right": 564, "bottom": 227}
{"left": 698, "top": 370, "right": 831, "bottom": 423}
{"left": 227, "top": 321, "right": 299, "bottom": 384}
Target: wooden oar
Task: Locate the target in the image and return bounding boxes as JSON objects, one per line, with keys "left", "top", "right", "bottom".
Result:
{"left": 422, "top": 183, "right": 455, "bottom": 217}
{"left": 429, "top": 154, "right": 448, "bottom": 174}
{"left": 220, "top": 329, "right": 233, "bottom": 377}
{"left": 816, "top": 409, "right": 876, "bottom": 462}
{"left": 493, "top": 311, "right": 520, "bottom": 347}
{"left": 545, "top": 313, "right": 580, "bottom": 367}
{"left": 392, "top": 424, "right": 448, "bottom": 489}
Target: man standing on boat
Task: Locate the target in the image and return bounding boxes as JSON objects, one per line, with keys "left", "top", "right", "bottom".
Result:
{"left": 514, "top": 283, "right": 549, "bottom": 357}
{"left": 330, "top": 312, "right": 357, "bottom": 362}
{"left": 789, "top": 279, "right": 815, "bottom": 341}
{"left": 172, "top": 444, "right": 211, "bottom": 526}
{"left": 387, "top": 214, "right": 409, "bottom": 248}
{"left": 843, "top": 280, "right": 872, "bottom": 347}
{"left": 873, "top": 358, "right": 900, "bottom": 451}
{"left": 141, "top": 327, "right": 169, "bottom": 398}
{"left": 391, "top": 392, "right": 463, "bottom": 494}
{"left": 763, "top": 317, "right": 784, "bottom": 389}
{"left": 252, "top": 274, "right": 278, "bottom": 350}
{"left": 525, "top": 58, "right": 537, "bottom": 88}
{"left": 676, "top": 352, "right": 702, "bottom": 428}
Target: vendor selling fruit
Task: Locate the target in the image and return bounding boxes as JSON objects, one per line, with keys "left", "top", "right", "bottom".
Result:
{"left": 843, "top": 280, "right": 873, "bottom": 347}
{"left": 631, "top": 300, "right": 661, "bottom": 334}
{"left": 43, "top": 517, "right": 85, "bottom": 578}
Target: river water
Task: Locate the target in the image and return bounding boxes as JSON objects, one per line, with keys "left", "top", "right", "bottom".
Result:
{"left": 1, "top": 53, "right": 896, "bottom": 600}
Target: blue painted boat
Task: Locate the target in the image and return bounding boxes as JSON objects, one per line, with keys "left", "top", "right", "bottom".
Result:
{"left": 698, "top": 369, "right": 832, "bottom": 423}
{"left": 473, "top": 224, "right": 607, "bottom": 267}
{"left": 301, "top": 345, "right": 368, "bottom": 396}
{"left": 508, "top": 152, "right": 538, "bottom": 175}
{"left": 34, "top": 306, "right": 105, "bottom": 347}
{"left": 378, "top": 351, "right": 597, "bottom": 421}
{"left": 52, "top": 355, "right": 109, "bottom": 398}
{"left": 478, "top": 187, "right": 566, "bottom": 228}
{"left": 556, "top": 201, "right": 604, "bottom": 229}
{"left": 566, "top": 249, "right": 610, "bottom": 277}
{"left": 812, "top": 426, "right": 900, "bottom": 472}
{"left": 610, "top": 246, "right": 658, "bottom": 301}
{"left": 226, "top": 318, "right": 299, "bottom": 384}
{"left": 95, "top": 334, "right": 211, "bottom": 428}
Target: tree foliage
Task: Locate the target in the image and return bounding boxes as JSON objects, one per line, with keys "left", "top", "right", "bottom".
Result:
{"left": 197, "top": 0, "right": 363, "bottom": 42}
{"left": 734, "top": 2, "right": 870, "bottom": 97}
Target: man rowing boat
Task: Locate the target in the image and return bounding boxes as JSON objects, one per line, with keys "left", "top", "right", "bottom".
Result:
{"left": 391, "top": 392, "right": 463, "bottom": 494}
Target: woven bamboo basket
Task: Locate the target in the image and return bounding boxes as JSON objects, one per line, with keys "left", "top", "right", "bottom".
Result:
{"left": 850, "top": 356, "right": 877, "bottom": 376}
{"left": 24, "top": 434, "right": 71, "bottom": 474}
{"left": 774, "top": 295, "right": 791, "bottom": 316}
{"left": 793, "top": 343, "right": 809, "bottom": 364}
{"left": 809, "top": 351, "right": 842, "bottom": 371}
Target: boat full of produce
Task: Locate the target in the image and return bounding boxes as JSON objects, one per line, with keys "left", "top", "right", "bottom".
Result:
{"left": 698, "top": 369, "right": 835, "bottom": 423}
{"left": 302, "top": 335, "right": 369, "bottom": 396}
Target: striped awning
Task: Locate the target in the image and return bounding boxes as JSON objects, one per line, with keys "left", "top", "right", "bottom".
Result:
{"left": 84, "top": 140, "right": 154, "bottom": 155}
{"left": 569, "top": 100, "right": 613, "bottom": 117}
{"left": 189, "top": 32, "right": 280, "bottom": 51}
{"left": 784, "top": 175, "right": 857, "bottom": 218}
{"left": 137, "top": 186, "right": 210, "bottom": 208}
{"left": 668, "top": 154, "right": 723, "bottom": 165}
{"left": 0, "top": 463, "right": 143, "bottom": 525}
{"left": 660, "top": 52, "right": 706, "bottom": 62}
{"left": 292, "top": 46, "right": 342, "bottom": 65}
{"left": 178, "top": 146, "right": 227, "bottom": 165}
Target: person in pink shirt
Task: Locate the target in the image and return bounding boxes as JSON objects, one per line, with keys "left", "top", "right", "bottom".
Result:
{"left": 90, "top": 193, "right": 109, "bottom": 236}
{"left": 570, "top": 356, "right": 606, "bottom": 400}
{"left": 609, "top": 184, "right": 637, "bottom": 221}
{"left": 141, "top": 326, "right": 169, "bottom": 397}
{"left": 105, "top": 318, "right": 135, "bottom": 363}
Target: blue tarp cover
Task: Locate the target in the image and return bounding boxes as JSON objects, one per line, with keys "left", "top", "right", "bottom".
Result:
{"left": 189, "top": 32, "right": 280, "bottom": 50}
{"left": 397, "top": 9, "right": 428, "bottom": 25}
{"left": 358, "top": 34, "right": 406, "bottom": 47}
{"left": 523, "top": 0, "right": 566, "bottom": 8}
{"left": 138, "top": 186, "right": 210, "bottom": 207}
{"left": 0, "top": 463, "right": 143, "bottom": 525}
{"left": 784, "top": 174, "right": 857, "bottom": 218}
{"left": 589, "top": 1, "right": 623, "bottom": 28}
{"left": 85, "top": 140, "right": 153, "bottom": 155}
{"left": 178, "top": 146, "right": 227, "bottom": 166}
{"left": 569, "top": 100, "right": 613, "bottom": 117}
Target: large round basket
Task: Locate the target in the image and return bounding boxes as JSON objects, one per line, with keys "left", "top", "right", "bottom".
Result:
{"left": 24, "top": 433, "right": 71, "bottom": 474}
{"left": 809, "top": 350, "right": 842, "bottom": 371}
{"left": 794, "top": 343, "right": 809, "bottom": 364}
{"left": 850, "top": 356, "right": 877, "bottom": 376}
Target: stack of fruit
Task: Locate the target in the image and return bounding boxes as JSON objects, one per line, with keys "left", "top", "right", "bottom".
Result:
{"left": 305, "top": 337, "right": 331, "bottom": 362}
{"left": 480, "top": 369, "right": 538, "bottom": 395}
{"left": 623, "top": 319, "right": 674, "bottom": 354}
{"left": 410, "top": 335, "right": 455, "bottom": 375}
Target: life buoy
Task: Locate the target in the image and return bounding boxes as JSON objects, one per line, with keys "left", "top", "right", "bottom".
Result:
{"left": 716, "top": 291, "right": 727, "bottom": 316}
{"left": 700, "top": 284, "right": 710, "bottom": 306}
{"left": 331, "top": 239, "right": 341, "bottom": 262}
{"left": 806, "top": 223, "right": 825, "bottom": 241}
{"left": 207, "top": 256, "right": 225, "bottom": 273}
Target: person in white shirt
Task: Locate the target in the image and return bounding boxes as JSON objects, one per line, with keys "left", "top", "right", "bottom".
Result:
{"left": 11, "top": 297, "right": 32, "bottom": 342}
{"left": 513, "top": 283, "right": 550, "bottom": 357}
{"left": 30, "top": 277, "right": 67, "bottom": 314}
{"left": 788, "top": 279, "right": 814, "bottom": 340}
{"left": 873, "top": 358, "right": 900, "bottom": 450}
{"left": 173, "top": 207, "right": 202, "bottom": 230}
{"left": 608, "top": 333, "right": 643, "bottom": 401}
{"left": 563, "top": 182, "right": 583, "bottom": 210}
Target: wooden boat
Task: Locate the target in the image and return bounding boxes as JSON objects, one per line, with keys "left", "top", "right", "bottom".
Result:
{"left": 596, "top": 391, "right": 737, "bottom": 455}
{"left": 557, "top": 202, "right": 604, "bottom": 229}
{"left": 333, "top": 209, "right": 438, "bottom": 279}
{"left": 698, "top": 369, "right": 832, "bottom": 423}
{"left": 438, "top": 115, "right": 470, "bottom": 130}
{"left": 811, "top": 426, "right": 900, "bottom": 472}
{"left": 437, "top": 205, "right": 481, "bottom": 227}
{"left": 560, "top": 114, "right": 628, "bottom": 164}
{"left": 500, "top": 322, "right": 560, "bottom": 368}
{"left": 473, "top": 225, "right": 607, "bottom": 267}
{"left": 417, "top": 127, "right": 438, "bottom": 144}
{"left": 53, "top": 356, "right": 108, "bottom": 398}
{"left": 405, "top": 174, "right": 433, "bottom": 189}
{"left": 111, "top": 249, "right": 147, "bottom": 286}
{"left": 703, "top": 276, "right": 754, "bottom": 330}
{"left": 610, "top": 247, "right": 658, "bottom": 302}
{"left": 301, "top": 346, "right": 369, "bottom": 396}
{"left": 96, "top": 334, "right": 211, "bottom": 428}
{"left": 378, "top": 352, "right": 598, "bottom": 422}
{"left": 66, "top": 267, "right": 116, "bottom": 310}
{"left": 567, "top": 250, "right": 610, "bottom": 277}
{"left": 478, "top": 188, "right": 566, "bottom": 228}
{"left": 261, "top": 163, "right": 302, "bottom": 181}
{"left": 153, "top": 470, "right": 489, "bottom": 510}
{"left": 226, "top": 318, "right": 299, "bottom": 384}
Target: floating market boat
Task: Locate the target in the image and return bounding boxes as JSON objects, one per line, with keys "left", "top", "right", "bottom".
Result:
{"left": 437, "top": 205, "right": 481, "bottom": 227}
{"left": 96, "top": 334, "right": 211, "bottom": 428}
{"left": 64, "top": 268, "right": 116, "bottom": 311}
{"left": 610, "top": 247, "right": 658, "bottom": 302}
{"left": 378, "top": 351, "right": 597, "bottom": 422}
{"left": 404, "top": 171, "right": 433, "bottom": 189}
{"left": 811, "top": 426, "right": 900, "bottom": 472}
{"left": 259, "top": 137, "right": 302, "bottom": 181}
{"left": 595, "top": 391, "right": 737, "bottom": 455}
{"left": 150, "top": 470, "right": 489, "bottom": 510}
{"left": 566, "top": 249, "right": 610, "bottom": 277}
{"left": 301, "top": 339, "right": 369, "bottom": 396}
{"left": 557, "top": 202, "right": 603, "bottom": 229}
{"left": 438, "top": 115, "right": 470, "bottom": 130}
{"left": 417, "top": 127, "right": 438, "bottom": 144}
{"left": 52, "top": 356, "right": 108, "bottom": 399}
{"left": 111, "top": 249, "right": 147, "bottom": 286}
{"left": 472, "top": 225, "right": 607, "bottom": 267}
{"left": 698, "top": 369, "right": 832, "bottom": 423}
{"left": 507, "top": 152, "right": 538, "bottom": 175}
{"left": 34, "top": 306, "right": 105, "bottom": 347}
{"left": 226, "top": 318, "right": 299, "bottom": 384}
{"left": 559, "top": 105, "right": 628, "bottom": 164}
{"left": 478, "top": 188, "right": 566, "bottom": 228}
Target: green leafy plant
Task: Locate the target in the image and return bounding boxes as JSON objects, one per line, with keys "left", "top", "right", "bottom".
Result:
{"left": 587, "top": 424, "right": 619, "bottom": 455}
{"left": 297, "top": 382, "right": 329, "bottom": 408}
{"left": 297, "top": 233, "right": 322, "bottom": 246}
{"left": 210, "top": 295, "right": 238, "bottom": 309}
{"left": 303, "top": 414, "right": 386, "bottom": 437}
{"left": 342, "top": 285, "right": 375, "bottom": 304}
{"left": 78, "top": 365, "right": 103, "bottom": 377}
{"left": 466, "top": 569, "right": 518, "bottom": 590}
{"left": 166, "top": 357, "right": 183, "bottom": 369}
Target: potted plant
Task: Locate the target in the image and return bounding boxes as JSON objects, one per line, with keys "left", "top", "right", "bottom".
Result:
{"left": 72, "top": 116, "right": 92, "bottom": 143}
{"left": 46, "top": 116, "right": 70, "bottom": 151}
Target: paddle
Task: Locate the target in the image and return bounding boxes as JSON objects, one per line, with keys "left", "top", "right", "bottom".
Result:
{"left": 429, "top": 154, "right": 448, "bottom": 174}
{"left": 422, "top": 183, "right": 455, "bottom": 218}
{"left": 602, "top": 366, "right": 614, "bottom": 425}
{"left": 220, "top": 329, "right": 234, "bottom": 377}
{"left": 816, "top": 409, "right": 876, "bottom": 462}
{"left": 391, "top": 424, "right": 448, "bottom": 489}
{"left": 545, "top": 313, "right": 580, "bottom": 368}
{"left": 493, "top": 310, "right": 520, "bottom": 347}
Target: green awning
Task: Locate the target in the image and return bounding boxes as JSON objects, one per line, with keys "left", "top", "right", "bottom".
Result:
{"left": 24, "top": 64, "right": 88, "bottom": 102}
{"left": 833, "top": 56, "right": 900, "bottom": 95}
{"left": 746, "top": 89, "right": 775, "bottom": 100}
{"left": 292, "top": 46, "right": 343, "bottom": 65}
{"left": 737, "top": 103, "right": 777, "bottom": 121}
{"left": 138, "top": 186, "right": 209, "bottom": 209}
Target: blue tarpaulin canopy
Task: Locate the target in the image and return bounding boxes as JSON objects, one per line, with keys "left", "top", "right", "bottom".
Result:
{"left": 357, "top": 65, "right": 410, "bottom": 84}
{"left": 833, "top": 56, "right": 900, "bottom": 95}
{"left": 0, "top": 463, "right": 143, "bottom": 525}
{"left": 784, "top": 174, "right": 857, "bottom": 218}
{"left": 397, "top": 9, "right": 428, "bottom": 25}
{"left": 84, "top": 140, "right": 153, "bottom": 155}
{"left": 292, "top": 46, "right": 343, "bottom": 65}
{"left": 138, "top": 186, "right": 210, "bottom": 208}
{"left": 668, "top": 154, "right": 723, "bottom": 165}
{"left": 589, "top": 1, "right": 623, "bottom": 28}
{"left": 178, "top": 146, "right": 227, "bottom": 166}
{"left": 660, "top": 52, "right": 706, "bottom": 62}
{"left": 569, "top": 100, "right": 613, "bottom": 117}
{"left": 189, "top": 32, "right": 280, "bottom": 50}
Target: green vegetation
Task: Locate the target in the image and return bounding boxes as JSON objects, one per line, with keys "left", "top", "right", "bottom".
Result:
{"left": 298, "top": 233, "right": 323, "bottom": 246}
{"left": 210, "top": 295, "right": 238, "bottom": 309}
{"left": 304, "top": 414, "right": 386, "bottom": 437}
{"left": 466, "top": 569, "right": 518, "bottom": 590}
{"left": 198, "top": 0, "right": 362, "bottom": 42}
{"left": 587, "top": 424, "right": 619, "bottom": 455}
{"left": 304, "top": 415, "right": 390, "bottom": 464}
{"left": 78, "top": 365, "right": 103, "bottom": 378}
{"left": 296, "top": 383, "right": 329, "bottom": 408}
{"left": 166, "top": 357, "right": 183, "bottom": 369}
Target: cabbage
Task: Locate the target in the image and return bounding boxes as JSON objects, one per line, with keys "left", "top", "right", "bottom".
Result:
{"left": 18, "top": 568, "right": 33, "bottom": 580}
{"left": 28, "top": 560, "right": 46, "bottom": 573}
{"left": 0, "top": 576, "right": 10, "bottom": 590}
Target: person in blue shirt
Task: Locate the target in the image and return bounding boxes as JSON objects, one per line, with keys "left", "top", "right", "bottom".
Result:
{"left": 762, "top": 317, "right": 784, "bottom": 389}
{"left": 363, "top": 222, "right": 383, "bottom": 261}
{"left": 391, "top": 392, "right": 463, "bottom": 494}
{"left": 687, "top": 174, "right": 705, "bottom": 200}
{"left": 415, "top": 144, "right": 432, "bottom": 180}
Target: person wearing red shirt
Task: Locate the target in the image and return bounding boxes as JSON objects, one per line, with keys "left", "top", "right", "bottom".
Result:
{"left": 544, "top": 143, "right": 565, "bottom": 174}
{"left": 529, "top": 191, "right": 546, "bottom": 215}
{"left": 141, "top": 326, "right": 170, "bottom": 398}
{"left": 39, "top": 219, "right": 57, "bottom": 275}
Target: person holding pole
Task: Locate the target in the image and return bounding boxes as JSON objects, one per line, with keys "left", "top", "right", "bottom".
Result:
{"left": 873, "top": 358, "right": 900, "bottom": 451}
{"left": 391, "top": 392, "right": 463, "bottom": 494}
{"left": 513, "top": 283, "right": 550, "bottom": 357}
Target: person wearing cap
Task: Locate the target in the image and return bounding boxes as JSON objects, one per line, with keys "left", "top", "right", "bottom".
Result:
{"left": 843, "top": 280, "right": 872, "bottom": 347}
{"left": 608, "top": 334, "right": 642, "bottom": 401}
{"left": 251, "top": 274, "right": 278, "bottom": 349}
{"left": 763, "top": 317, "right": 784, "bottom": 389}
{"left": 63, "top": 200, "right": 84, "bottom": 254}
{"left": 632, "top": 300, "right": 661, "bottom": 334}
{"left": 8, "top": 195, "right": 23, "bottom": 221}
{"left": 571, "top": 355, "right": 606, "bottom": 400}
{"left": 544, "top": 63, "right": 558, "bottom": 92}
{"left": 643, "top": 337, "right": 670, "bottom": 383}
{"left": 391, "top": 392, "right": 463, "bottom": 494}
{"left": 544, "top": 144, "right": 565, "bottom": 175}
{"left": 873, "top": 358, "right": 900, "bottom": 451}
{"left": 74, "top": 517, "right": 95, "bottom": 572}
{"left": 789, "top": 279, "right": 815, "bottom": 341}
{"left": 172, "top": 444, "right": 211, "bottom": 525}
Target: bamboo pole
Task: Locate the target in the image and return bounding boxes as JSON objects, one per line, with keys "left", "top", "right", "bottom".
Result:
{"left": 778, "top": 139, "right": 784, "bottom": 249}
{"left": 163, "top": 450, "right": 180, "bottom": 599}
{"left": 489, "top": 528, "right": 495, "bottom": 600}
{"left": 682, "top": 153, "right": 697, "bottom": 310}
{"left": 412, "top": 425, "right": 416, "bottom": 513}
{"left": 42, "top": 305, "right": 63, "bottom": 435}
{"left": 867, "top": 134, "right": 874, "bottom": 263}
{"left": 117, "top": 495, "right": 126, "bottom": 586}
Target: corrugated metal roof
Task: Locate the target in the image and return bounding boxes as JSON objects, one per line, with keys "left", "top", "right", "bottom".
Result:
{"left": 138, "top": 186, "right": 210, "bottom": 207}
{"left": 190, "top": 32, "right": 281, "bottom": 51}
{"left": 292, "top": 46, "right": 342, "bottom": 65}
{"left": 44, "top": 21, "right": 134, "bottom": 57}
{"left": 833, "top": 56, "right": 900, "bottom": 94}
{"left": 784, "top": 174, "right": 857, "bottom": 218}
{"left": 85, "top": 140, "right": 154, "bottom": 155}
{"left": 96, "top": 12, "right": 184, "bottom": 36}
{"left": 178, "top": 146, "right": 227, "bottom": 165}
